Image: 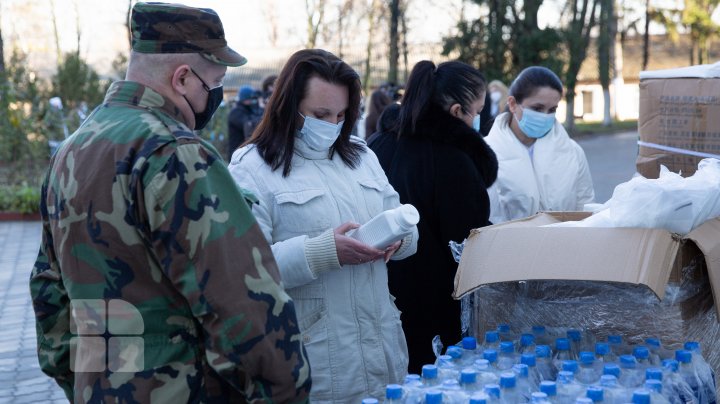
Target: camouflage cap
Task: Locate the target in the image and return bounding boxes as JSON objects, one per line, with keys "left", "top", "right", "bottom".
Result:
{"left": 131, "top": 2, "right": 247, "bottom": 67}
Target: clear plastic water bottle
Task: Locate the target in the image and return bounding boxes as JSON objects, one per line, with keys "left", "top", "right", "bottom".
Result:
{"left": 595, "top": 343, "right": 611, "bottom": 368}
{"left": 352, "top": 204, "right": 419, "bottom": 249}
{"left": 436, "top": 355, "right": 460, "bottom": 383}
{"left": 585, "top": 386, "right": 604, "bottom": 403}
{"left": 633, "top": 346, "right": 651, "bottom": 369}
{"left": 385, "top": 384, "right": 404, "bottom": 404}
{"left": 607, "top": 335, "right": 625, "bottom": 360}
{"left": 533, "top": 325, "right": 551, "bottom": 346}
{"left": 577, "top": 352, "right": 600, "bottom": 385}
{"left": 474, "top": 359, "right": 500, "bottom": 386}
{"left": 512, "top": 363, "right": 533, "bottom": 400}
{"left": 618, "top": 355, "right": 644, "bottom": 389}
{"left": 554, "top": 338, "right": 574, "bottom": 372}
{"left": 439, "top": 379, "right": 467, "bottom": 404}
{"left": 676, "top": 350, "right": 702, "bottom": 404}
{"left": 460, "top": 368, "right": 480, "bottom": 394}
{"left": 644, "top": 338, "right": 664, "bottom": 366}
{"left": 484, "top": 331, "right": 501, "bottom": 351}
{"left": 499, "top": 372, "right": 522, "bottom": 404}
{"left": 447, "top": 345, "right": 464, "bottom": 363}
{"left": 660, "top": 359, "right": 697, "bottom": 404}
{"left": 423, "top": 364, "right": 440, "bottom": 387}
{"left": 567, "top": 329, "right": 583, "bottom": 359}
{"left": 599, "top": 374, "right": 631, "bottom": 404}
{"left": 645, "top": 380, "right": 671, "bottom": 404}
{"left": 484, "top": 384, "right": 501, "bottom": 402}
{"left": 521, "top": 353, "right": 542, "bottom": 392}
{"left": 540, "top": 380, "right": 558, "bottom": 401}
{"left": 497, "top": 324, "right": 515, "bottom": 342}
{"left": 498, "top": 342, "right": 516, "bottom": 371}
{"left": 557, "top": 370, "right": 585, "bottom": 404}
{"left": 683, "top": 341, "right": 717, "bottom": 404}
{"left": 461, "top": 337, "right": 479, "bottom": 366}
{"left": 484, "top": 349, "right": 500, "bottom": 370}
{"left": 520, "top": 333, "right": 537, "bottom": 355}
{"left": 536, "top": 345, "right": 557, "bottom": 381}
{"left": 424, "top": 389, "right": 443, "bottom": 404}
{"left": 404, "top": 374, "right": 425, "bottom": 404}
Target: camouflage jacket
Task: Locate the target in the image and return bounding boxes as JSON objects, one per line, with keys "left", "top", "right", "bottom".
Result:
{"left": 29, "top": 81, "right": 311, "bottom": 403}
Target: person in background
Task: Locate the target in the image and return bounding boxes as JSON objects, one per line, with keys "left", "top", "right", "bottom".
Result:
{"left": 228, "top": 48, "right": 418, "bottom": 402}
{"left": 29, "top": 3, "right": 310, "bottom": 403}
{"left": 488, "top": 79, "right": 509, "bottom": 118}
{"left": 370, "top": 60, "right": 498, "bottom": 373}
{"left": 259, "top": 74, "right": 278, "bottom": 108}
{"left": 364, "top": 88, "right": 393, "bottom": 139}
{"left": 366, "top": 102, "right": 400, "bottom": 146}
{"left": 227, "top": 84, "right": 263, "bottom": 160}
{"left": 486, "top": 66, "right": 594, "bottom": 223}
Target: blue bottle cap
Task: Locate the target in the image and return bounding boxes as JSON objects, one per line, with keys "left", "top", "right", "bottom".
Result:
{"left": 446, "top": 346, "right": 462, "bottom": 359}
{"left": 562, "top": 360, "right": 578, "bottom": 373}
{"left": 469, "top": 394, "right": 488, "bottom": 404}
{"left": 662, "top": 359, "right": 679, "bottom": 372}
{"left": 580, "top": 351, "right": 595, "bottom": 365}
{"left": 645, "top": 337, "right": 661, "bottom": 348}
{"left": 362, "top": 399, "right": 379, "bottom": 404}
{"left": 499, "top": 372, "right": 516, "bottom": 388}
{"left": 645, "top": 379, "right": 663, "bottom": 393}
{"left": 500, "top": 341, "right": 514, "bottom": 353}
{"left": 386, "top": 384, "right": 403, "bottom": 399}
{"left": 645, "top": 367, "right": 663, "bottom": 381}
{"left": 460, "top": 369, "right": 477, "bottom": 384}
{"left": 484, "top": 384, "right": 501, "bottom": 398}
{"left": 520, "top": 333, "right": 535, "bottom": 347}
{"left": 521, "top": 353, "right": 536, "bottom": 367}
{"left": 631, "top": 389, "right": 651, "bottom": 404}
{"left": 557, "top": 370, "right": 574, "bottom": 383}
{"left": 437, "top": 354, "right": 453, "bottom": 365}
{"left": 595, "top": 342, "right": 610, "bottom": 356}
{"left": 567, "top": 329, "right": 582, "bottom": 341}
{"left": 684, "top": 341, "right": 700, "bottom": 352}
{"left": 539, "top": 380, "right": 557, "bottom": 396}
{"left": 536, "top": 345, "right": 551, "bottom": 358}
{"left": 425, "top": 390, "right": 443, "bottom": 404}
{"left": 422, "top": 364, "right": 438, "bottom": 379}
{"left": 532, "top": 325, "right": 546, "bottom": 334}
{"left": 576, "top": 398, "right": 593, "bottom": 404}
{"left": 620, "top": 354, "right": 637, "bottom": 368}
{"left": 485, "top": 330, "right": 499, "bottom": 343}
{"left": 483, "top": 349, "right": 498, "bottom": 363}
{"left": 675, "top": 350, "right": 692, "bottom": 364}
{"left": 586, "top": 386, "right": 604, "bottom": 402}
{"left": 600, "top": 374, "right": 618, "bottom": 387}
{"left": 603, "top": 363, "right": 621, "bottom": 377}
{"left": 404, "top": 374, "right": 421, "bottom": 383}
{"left": 474, "top": 358, "right": 490, "bottom": 369}
{"left": 633, "top": 346, "right": 649, "bottom": 360}
{"left": 608, "top": 334, "right": 622, "bottom": 344}
{"left": 556, "top": 337, "right": 570, "bottom": 351}
{"left": 462, "top": 336, "right": 477, "bottom": 350}
{"left": 513, "top": 363, "right": 529, "bottom": 377}
{"left": 531, "top": 392, "right": 549, "bottom": 402}
{"left": 498, "top": 323, "right": 511, "bottom": 333}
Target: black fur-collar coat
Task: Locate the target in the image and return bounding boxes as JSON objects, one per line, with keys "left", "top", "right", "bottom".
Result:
{"left": 369, "top": 103, "right": 498, "bottom": 373}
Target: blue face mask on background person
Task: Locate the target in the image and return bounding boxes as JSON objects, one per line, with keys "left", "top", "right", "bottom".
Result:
{"left": 515, "top": 106, "right": 555, "bottom": 138}
{"left": 472, "top": 114, "right": 481, "bottom": 132}
{"left": 298, "top": 113, "right": 344, "bottom": 151}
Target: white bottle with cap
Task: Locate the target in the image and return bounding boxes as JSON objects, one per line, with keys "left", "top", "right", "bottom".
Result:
{"left": 352, "top": 204, "right": 419, "bottom": 249}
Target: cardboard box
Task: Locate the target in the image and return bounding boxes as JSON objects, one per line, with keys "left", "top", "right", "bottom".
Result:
{"left": 453, "top": 212, "right": 720, "bottom": 394}
{"left": 637, "top": 77, "right": 720, "bottom": 178}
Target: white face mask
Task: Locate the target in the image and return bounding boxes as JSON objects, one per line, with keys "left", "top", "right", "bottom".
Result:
{"left": 298, "top": 113, "right": 344, "bottom": 151}
{"left": 490, "top": 91, "right": 502, "bottom": 103}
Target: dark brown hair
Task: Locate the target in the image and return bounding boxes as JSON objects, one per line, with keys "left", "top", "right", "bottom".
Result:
{"left": 247, "top": 49, "right": 363, "bottom": 177}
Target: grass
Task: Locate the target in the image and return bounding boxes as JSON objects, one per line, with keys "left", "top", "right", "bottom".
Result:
{"left": 568, "top": 120, "right": 638, "bottom": 136}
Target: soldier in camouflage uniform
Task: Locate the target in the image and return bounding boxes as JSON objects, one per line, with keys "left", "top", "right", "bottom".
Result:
{"left": 29, "top": 3, "right": 311, "bottom": 403}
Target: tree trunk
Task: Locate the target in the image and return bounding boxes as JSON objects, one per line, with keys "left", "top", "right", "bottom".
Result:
{"left": 388, "top": 0, "right": 400, "bottom": 85}
{"left": 598, "top": 0, "right": 612, "bottom": 126}
{"left": 642, "top": 0, "right": 650, "bottom": 70}
{"left": 400, "top": 0, "right": 409, "bottom": 83}
{"left": 51, "top": 0, "right": 62, "bottom": 64}
{"left": 0, "top": 19, "right": 4, "bottom": 73}
{"left": 74, "top": 0, "right": 81, "bottom": 57}
{"left": 363, "top": 0, "right": 378, "bottom": 93}
{"left": 566, "top": 93, "right": 576, "bottom": 133}
{"left": 612, "top": 23, "right": 625, "bottom": 120}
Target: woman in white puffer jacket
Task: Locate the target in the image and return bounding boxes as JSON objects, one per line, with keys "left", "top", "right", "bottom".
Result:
{"left": 228, "top": 49, "right": 417, "bottom": 403}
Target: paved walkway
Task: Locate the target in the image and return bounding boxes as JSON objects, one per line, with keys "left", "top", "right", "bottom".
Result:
{"left": 0, "top": 221, "right": 66, "bottom": 403}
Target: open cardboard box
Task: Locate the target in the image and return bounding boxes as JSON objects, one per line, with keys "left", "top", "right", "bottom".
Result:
{"left": 453, "top": 212, "right": 720, "bottom": 318}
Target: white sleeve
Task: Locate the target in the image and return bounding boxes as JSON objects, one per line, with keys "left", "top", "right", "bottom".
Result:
{"left": 574, "top": 147, "right": 596, "bottom": 208}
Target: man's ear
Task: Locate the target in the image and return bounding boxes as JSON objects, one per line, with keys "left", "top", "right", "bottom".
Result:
{"left": 171, "top": 65, "right": 192, "bottom": 95}
{"left": 449, "top": 103, "right": 464, "bottom": 119}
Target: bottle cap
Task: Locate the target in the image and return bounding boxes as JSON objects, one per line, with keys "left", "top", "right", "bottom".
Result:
{"left": 521, "top": 353, "right": 536, "bottom": 367}
{"left": 499, "top": 372, "right": 516, "bottom": 388}
{"left": 513, "top": 364, "right": 529, "bottom": 377}
{"left": 595, "top": 342, "right": 610, "bottom": 355}
{"left": 675, "top": 350, "right": 692, "bottom": 364}
{"left": 425, "top": 390, "right": 442, "bottom": 404}
{"left": 536, "top": 345, "right": 551, "bottom": 358}
{"left": 562, "top": 360, "right": 578, "bottom": 373}
{"left": 469, "top": 394, "right": 488, "bottom": 404}
{"left": 684, "top": 341, "right": 700, "bottom": 352}
{"left": 485, "top": 331, "right": 499, "bottom": 343}
{"left": 645, "top": 367, "right": 662, "bottom": 381}
{"left": 645, "top": 379, "right": 663, "bottom": 393}
{"left": 483, "top": 349, "right": 498, "bottom": 363}
{"left": 474, "top": 358, "right": 490, "bottom": 369}
{"left": 498, "top": 323, "right": 511, "bottom": 333}
{"left": 396, "top": 204, "right": 419, "bottom": 227}
{"left": 557, "top": 370, "right": 574, "bottom": 384}
{"left": 531, "top": 392, "right": 548, "bottom": 402}
{"left": 446, "top": 346, "right": 462, "bottom": 359}
{"left": 520, "top": 333, "right": 535, "bottom": 347}
{"left": 386, "top": 384, "right": 403, "bottom": 399}
{"left": 603, "top": 364, "right": 620, "bottom": 377}
{"left": 422, "top": 364, "right": 438, "bottom": 379}
{"left": 461, "top": 369, "right": 477, "bottom": 384}
{"left": 645, "top": 337, "right": 661, "bottom": 348}
{"left": 662, "top": 359, "right": 679, "bottom": 372}
{"left": 633, "top": 346, "right": 649, "bottom": 360}
{"left": 539, "top": 381, "right": 557, "bottom": 396}
{"left": 567, "top": 329, "right": 582, "bottom": 341}
{"left": 532, "top": 325, "right": 546, "bottom": 335}
{"left": 556, "top": 338, "right": 570, "bottom": 351}
{"left": 500, "top": 341, "right": 514, "bottom": 353}
{"left": 361, "top": 399, "right": 379, "bottom": 404}
{"left": 586, "top": 386, "right": 604, "bottom": 401}
{"left": 484, "top": 384, "right": 501, "bottom": 398}
{"left": 462, "top": 336, "right": 477, "bottom": 350}
{"left": 620, "top": 355, "right": 637, "bottom": 368}
{"left": 600, "top": 374, "right": 618, "bottom": 386}
{"left": 437, "top": 355, "right": 453, "bottom": 366}
{"left": 631, "top": 389, "right": 651, "bottom": 404}
{"left": 576, "top": 398, "right": 593, "bottom": 404}
{"left": 608, "top": 334, "right": 622, "bottom": 344}
{"left": 580, "top": 351, "right": 595, "bottom": 365}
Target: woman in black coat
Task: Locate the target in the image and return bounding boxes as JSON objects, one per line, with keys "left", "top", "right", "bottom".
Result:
{"left": 369, "top": 60, "right": 498, "bottom": 373}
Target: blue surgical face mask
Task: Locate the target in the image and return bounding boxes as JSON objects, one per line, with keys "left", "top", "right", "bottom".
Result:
{"left": 515, "top": 106, "right": 555, "bottom": 138}
{"left": 472, "top": 114, "right": 481, "bottom": 132}
{"left": 298, "top": 113, "right": 344, "bottom": 151}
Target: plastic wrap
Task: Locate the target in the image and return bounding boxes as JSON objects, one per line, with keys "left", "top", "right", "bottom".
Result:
{"left": 460, "top": 252, "right": 720, "bottom": 396}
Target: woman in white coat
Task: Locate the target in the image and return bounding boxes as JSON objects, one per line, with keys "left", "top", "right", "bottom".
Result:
{"left": 486, "top": 66, "right": 595, "bottom": 223}
{"left": 228, "top": 49, "right": 417, "bottom": 403}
